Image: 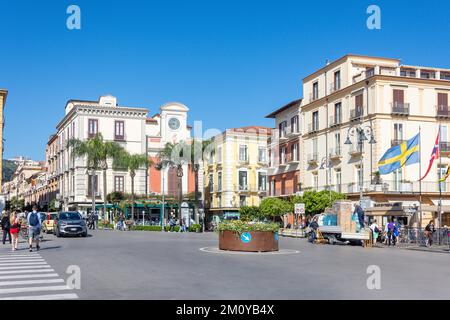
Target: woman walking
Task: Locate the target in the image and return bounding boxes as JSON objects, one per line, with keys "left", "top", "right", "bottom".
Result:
{"left": 9, "top": 211, "right": 21, "bottom": 251}
{"left": 1, "top": 211, "right": 11, "bottom": 245}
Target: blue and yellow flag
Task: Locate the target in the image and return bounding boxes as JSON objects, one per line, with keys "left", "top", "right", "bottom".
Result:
{"left": 378, "top": 133, "right": 420, "bottom": 175}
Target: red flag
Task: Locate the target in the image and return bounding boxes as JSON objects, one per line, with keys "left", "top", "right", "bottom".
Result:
{"left": 419, "top": 128, "right": 440, "bottom": 181}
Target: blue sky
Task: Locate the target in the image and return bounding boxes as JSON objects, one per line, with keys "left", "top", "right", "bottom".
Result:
{"left": 1, "top": 0, "right": 449, "bottom": 160}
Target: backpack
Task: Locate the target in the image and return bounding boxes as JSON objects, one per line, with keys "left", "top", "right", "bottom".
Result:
{"left": 29, "top": 212, "right": 39, "bottom": 227}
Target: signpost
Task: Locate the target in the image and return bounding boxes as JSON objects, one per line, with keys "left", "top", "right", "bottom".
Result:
{"left": 181, "top": 202, "right": 190, "bottom": 228}
{"left": 241, "top": 232, "right": 252, "bottom": 244}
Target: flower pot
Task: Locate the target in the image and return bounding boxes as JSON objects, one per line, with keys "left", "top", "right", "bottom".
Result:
{"left": 219, "top": 230, "right": 279, "bottom": 252}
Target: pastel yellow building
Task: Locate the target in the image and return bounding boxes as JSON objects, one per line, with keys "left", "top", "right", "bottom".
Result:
{"left": 204, "top": 126, "right": 271, "bottom": 223}
{"left": 0, "top": 89, "right": 7, "bottom": 186}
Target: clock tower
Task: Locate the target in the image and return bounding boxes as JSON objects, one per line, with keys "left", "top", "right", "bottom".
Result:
{"left": 160, "top": 102, "right": 190, "bottom": 144}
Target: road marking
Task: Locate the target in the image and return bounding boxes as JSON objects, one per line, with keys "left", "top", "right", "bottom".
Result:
{"left": 0, "top": 262, "right": 48, "bottom": 266}
{"left": 0, "top": 285, "right": 71, "bottom": 294}
{"left": 0, "top": 273, "right": 59, "bottom": 280}
{"left": 0, "top": 265, "right": 52, "bottom": 270}
{"left": 0, "top": 279, "right": 64, "bottom": 286}
{"left": 0, "top": 255, "right": 41, "bottom": 258}
{"left": 0, "top": 256, "right": 43, "bottom": 260}
{"left": 0, "top": 293, "right": 79, "bottom": 300}
{"left": 0, "top": 259, "right": 46, "bottom": 263}
{"left": 0, "top": 269, "right": 55, "bottom": 275}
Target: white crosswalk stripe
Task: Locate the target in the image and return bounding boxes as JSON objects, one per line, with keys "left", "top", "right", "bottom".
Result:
{"left": 0, "top": 252, "right": 79, "bottom": 300}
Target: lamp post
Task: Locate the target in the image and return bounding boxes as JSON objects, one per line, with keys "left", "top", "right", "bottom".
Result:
{"left": 344, "top": 124, "right": 377, "bottom": 204}
{"left": 319, "top": 157, "right": 332, "bottom": 202}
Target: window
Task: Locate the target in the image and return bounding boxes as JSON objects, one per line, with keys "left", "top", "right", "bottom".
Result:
{"left": 394, "top": 123, "right": 403, "bottom": 143}
{"left": 209, "top": 174, "right": 214, "bottom": 192}
{"left": 279, "top": 121, "right": 287, "bottom": 138}
{"left": 279, "top": 146, "right": 287, "bottom": 164}
{"left": 335, "top": 133, "right": 341, "bottom": 155}
{"left": 291, "top": 143, "right": 299, "bottom": 162}
{"left": 335, "top": 169, "right": 342, "bottom": 193}
{"left": 420, "top": 70, "right": 435, "bottom": 79}
{"left": 439, "top": 166, "right": 447, "bottom": 192}
{"left": 393, "top": 89, "right": 405, "bottom": 108}
{"left": 218, "top": 172, "right": 222, "bottom": 191}
{"left": 400, "top": 69, "right": 416, "bottom": 77}
{"left": 208, "top": 150, "right": 214, "bottom": 164}
{"left": 238, "top": 171, "right": 248, "bottom": 190}
{"left": 258, "top": 146, "right": 266, "bottom": 163}
{"left": 334, "top": 71, "right": 341, "bottom": 91}
{"left": 438, "top": 93, "right": 449, "bottom": 109}
{"left": 441, "top": 126, "right": 448, "bottom": 143}
{"left": 312, "top": 111, "right": 319, "bottom": 131}
{"left": 356, "top": 166, "right": 363, "bottom": 192}
{"left": 312, "top": 138, "right": 318, "bottom": 155}
{"left": 441, "top": 72, "right": 450, "bottom": 81}
{"left": 355, "top": 94, "right": 363, "bottom": 115}
{"left": 258, "top": 172, "right": 267, "bottom": 191}
{"left": 334, "top": 102, "right": 342, "bottom": 124}
{"left": 88, "top": 119, "right": 98, "bottom": 138}
{"left": 291, "top": 115, "right": 299, "bottom": 133}
{"left": 366, "top": 68, "right": 375, "bottom": 78}
{"left": 312, "top": 82, "right": 319, "bottom": 100}
{"left": 88, "top": 174, "right": 98, "bottom": 196}
{"left": 114, "top": 176, "right": 124, "bottom": 192}
{"left": 239, "top": 145, "right": 248, "bottom": 162}
{"left": 270, "top": 180, "right": 276, "bottom": 196}
{"left": 217, "top": 195, "right": 222, "bottom": 208}
{"left": 217, "top": 146, "right": 222, "bottom": 163}
{"left": 114, "top": 121, "right": 125, "bottom": 140}
{"left": 239, "top": 196, "right": 247, "bottom": 207}
{"left": 313, "top": 174, "right": 318, "bottom": 190}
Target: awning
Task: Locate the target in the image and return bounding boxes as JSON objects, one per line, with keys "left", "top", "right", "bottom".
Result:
{"left": 365, "top": 206, "right": 408, "bottom": 217}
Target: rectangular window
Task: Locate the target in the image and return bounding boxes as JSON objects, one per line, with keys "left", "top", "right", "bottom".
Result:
{"left": 312, "top": 82, "right": 319, "bottom": 100}
{"left": 88, "top": 119, "right": 98, "bottom": 138}
{"left": 394, "top": 123, "right": 403, "bottom": 143}
{"left": 291, "top": 115, "right": 299, "bottom": 133}
{"left": 335, "top": 169, "right": 342, "bottom": 193}
{"left": 312, "top": 111, "right": 319, "bottom": 131}
{"left": 335, "top": 133, "right": 341, "bottom": 155}
{"left": 393, "top": 89, "right": 405, "bottom": 108}
{"left": 258, "top": 172, "right": 267, "bottom": 191}
{"left": 258, "top": 147, "right": 266, "bottom": 163}
{"left": 355, "top": 94, "right": 363, "bottom": 115}
{"left": 291, "top": 143, "right": 299, "bottom": 162}
{"left": 218, "top": 172, "right": 222, "bottom": 191}
{"left": 366, "top": 68, "right": 375, "bottom": 78}
{"left": 218, "top": 195, "right": 222, "bottom": 208}
{"left": 239, "top": 196, "right": 247, "bottom": 207}
{"left": 114, "top": 121, "right": 125, "bottom": 140}
{"left": 313, "top": 174, "right": 318, "bottom": 190}
{"left": 239, "top": 171, "right": 248, "bottom": 190}
{"left": 209, "top": 174, "right": 214, "bottom": 192}
{"left": 438, "top": 93, "right": 448, "bottom": 108}
{"left": 239, "top": 145, "right": 248, "bottom": 162}
{"left": 88, "top": 174, "right": 98, "bottom": 196}
{"left": 439, "top": 166, "right": 447, "bottom": 192}
{"left": 441, "top": 72, "right": 450, "bottom": 81}
{"left": 279, "top": 146, "right": 287, "bottom": 164}
{"left": 334, "top": 71, "right": 341, "bottom": 91}
{"left": 114, "top": 176, "right": 124, "bottom": 192}
{"left": 279, "top": 121, "right": 287, "bottom": 138}
{"left": 334, "top": 103, "right": 342, "bottom": 124}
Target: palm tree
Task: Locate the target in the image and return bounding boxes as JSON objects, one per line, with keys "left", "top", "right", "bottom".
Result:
{"left": 156, "top": 141, "right": 189, "bottom": 221}
{"left": 68, "top": 133, "right": 124, "bottom": 218}
{"left": 114, "top": 151, "right": 152, "bottom": 221}
{"left": 190, "top": 139, "right": 212, "bottom": 224}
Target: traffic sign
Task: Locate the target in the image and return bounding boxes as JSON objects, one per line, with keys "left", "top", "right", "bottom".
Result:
{"left": 295, "top": 203, "right": 305, "bottom": 215}
{"left": 241, "top": 232, "right": 252, "bottom": 244}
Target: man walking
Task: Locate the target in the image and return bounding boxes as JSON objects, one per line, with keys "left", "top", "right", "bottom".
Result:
{"left": 1, "top": 211, "right": 11, "bottom": 245}
{"left": 425, "top": 220, "right": 436, "bottom": 247}
{"left": 27, "top": 206, "right": 42, "bottom": 252}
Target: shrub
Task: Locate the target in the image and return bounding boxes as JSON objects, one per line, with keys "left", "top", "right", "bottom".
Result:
{"left": 188, "top": 224, "right": 201, "bottom": 232}
{"left": 130, "top": 225, "right": 163, "bottom": 232}
{"left": 239, "top": 206, "right": 262, "bottom": 222}
{"left": 164, "top": 226, "right": 180, "bottom": 232}
{"left": 218, "top": 220, "right": 280, "bottom": 234}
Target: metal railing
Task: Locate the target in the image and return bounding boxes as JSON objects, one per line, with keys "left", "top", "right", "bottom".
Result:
{"left": 329, "top": 115, "right": 342, "bottom": 127}
{"left": 348, "top": 144, "right": 364, "bottom": 156}
{"left": 307, "top": 123, "right": 319, "bottom": 134}
{"left": 440, "top": 142, "right": 450, "bottom": 153}
{"left": 391, "top": 102, "right": 410, "bottom": 115}
{"left": 350, "top": 108, "right": 364, "bottom": 121}
{"left": 329, "top": 147, "right": 342, "bottom": 158}
{"left": 436, "top": 105, "right": 450, "bottom": 118}
{"left": 391, "top": 139, "right": 407, "bottom": 146}
{"left": 307, "top": 153, "right": 318, "bottom": 163}
{"left": 329, "top": 81, "right": 341, "bottom": 93}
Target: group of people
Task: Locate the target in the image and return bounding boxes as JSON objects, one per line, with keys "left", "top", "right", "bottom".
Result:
{"left": 0, "top": 205, "right": 43, "bottom": 252}
{"left": 167, "top": 214, "right": 195, "bottom": 232}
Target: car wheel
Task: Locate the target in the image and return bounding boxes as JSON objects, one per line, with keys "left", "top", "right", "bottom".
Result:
{"left": 82, "top": 232, "right": 87, "bottom": 238}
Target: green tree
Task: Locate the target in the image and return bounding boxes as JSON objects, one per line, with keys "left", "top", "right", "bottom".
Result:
{"left": 68, "top": 133, "right": 124, "bottom": 217}
{"left": 239, "top": 206, "right": 262, "bottom": 222}
{"left": 290, "top": 190, "right": 346, "bottom": 217}
{"left": 260, "top": 198, "right": 292, "bottom": 222}
{"left": 114, "top": 151, "right": 152, "bottom": 221}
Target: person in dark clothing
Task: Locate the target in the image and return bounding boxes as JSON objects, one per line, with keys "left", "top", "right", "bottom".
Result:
{"left": 1, "top": 211, "right": 11, "bottom": 245}
{"left": 308, "top": 218, "right": 319, "bottom": 243}
{"left": 386, "top": 220, "right": 397, "bottom": 246}
{"left": 425, "top": 220, "right": 436, "bottom": 247}
{"left": 354, "top": 204, "right": 365, "bottom": 230}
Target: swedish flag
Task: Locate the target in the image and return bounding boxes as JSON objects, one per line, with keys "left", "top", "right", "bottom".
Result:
{"left": 378, "top": 133, "right": 420, "bottom": 175}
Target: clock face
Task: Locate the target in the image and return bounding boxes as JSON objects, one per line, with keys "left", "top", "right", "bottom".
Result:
{"left": 168, "top": 117, "right": 180, "bottom": 130}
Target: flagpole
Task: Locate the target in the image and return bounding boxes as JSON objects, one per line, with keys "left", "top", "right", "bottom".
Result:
{"left": 439, "top": 124, "right": 442, "bottom": 244}
{"left": 419, "top": 126, "right": 423, "bottom": 237}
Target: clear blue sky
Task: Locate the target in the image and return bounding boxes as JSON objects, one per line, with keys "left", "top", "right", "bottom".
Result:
{"left": 1, "top": 0, "right": 449, "bottom": 160}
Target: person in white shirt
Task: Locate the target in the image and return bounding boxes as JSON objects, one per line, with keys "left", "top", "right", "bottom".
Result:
{"left": 369, "top": 220, "right": 380, "bottom": 245}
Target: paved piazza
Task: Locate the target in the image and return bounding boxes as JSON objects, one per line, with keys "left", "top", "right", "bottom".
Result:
{"left": 0, "top": 230, "right": 448, "bottom": 300}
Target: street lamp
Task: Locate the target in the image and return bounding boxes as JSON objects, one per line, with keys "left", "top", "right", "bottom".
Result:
{"left": 319, "top": 157, "right": 332, "bottom": 202}
{"left": 344, "top": 124, "right": 377, "bottom": 204}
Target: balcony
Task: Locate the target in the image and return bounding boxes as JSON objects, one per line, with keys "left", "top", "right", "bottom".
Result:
{"left": 329, "top": 115, "right": 342, "bottom": 127}
{"left": 436, "top": 105, "right": 450, "bottom": 118}
{"left": 391, "top": 139, "right": 407, "bottom": 147}
{"left": 307, "top": 153, "right": 318, "bottom": 164}
{"left": 329, "top": 81, "right": 342, "bottom": 94}
{"left": 329, "top": 148, "right": 342, "bottom": 160}
{"left": 391, "top": 102, "right": 410, "bottom": 116}
{"left": 349, "top": 108, "right": 364, "bottom": 121}
{"left": 307, "top": 123, "right": 319, "bottom": 135}
{"left": 287, "top": 127, "right": 301, "bottom": 138}
{"left": 440, "top": 142, "right": 450, "bottom": 154}
{"left": 348, "top": 144, "right": 364, "bottom": 157}
{"left": 278, "top": 131, "right": 288, "bottom": 142}
{"left": 309, "top": 93, "right": 320, "bottom": 102}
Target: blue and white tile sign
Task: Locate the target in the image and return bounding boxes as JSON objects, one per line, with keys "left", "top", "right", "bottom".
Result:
{"left": 241, "top": 232, "right": 252, "bottom": 243}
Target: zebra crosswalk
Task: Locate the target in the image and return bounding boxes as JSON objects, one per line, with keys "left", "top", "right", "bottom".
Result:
{"left": 0, "top": 250, "right": 79, "bottom": 300}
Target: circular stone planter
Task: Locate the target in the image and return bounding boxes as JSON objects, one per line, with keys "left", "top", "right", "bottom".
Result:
{"left": 219, "top": 230, "right": 279, "bottom": 252}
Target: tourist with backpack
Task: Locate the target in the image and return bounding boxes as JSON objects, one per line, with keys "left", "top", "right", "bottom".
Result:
{"left": 1, "top": 211, "right": 11, "bottom": 245}
{"left": 386, "top": 219, "right": 397, "bottom": 246}
{"left": 27, "top": 205, "right": 42, "bottom": 252}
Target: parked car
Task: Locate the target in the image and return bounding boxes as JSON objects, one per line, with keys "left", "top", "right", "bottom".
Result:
{"left": 54, "top": 212, "right": 88, "bottom": 237}
{"left": 42, "top": 212, "right": 58, "bottom": 234}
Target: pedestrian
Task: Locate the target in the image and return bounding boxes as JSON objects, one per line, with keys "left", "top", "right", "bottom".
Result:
{"left": 1, "top": 211, "right": 12, "bottom": 245}
{"left": 27, "top": 205, "right": 42, "bottom": 252}
{"left": 425, "top": 220, "right": 436, "bottom": 247}
{"left": 119, "top": 213, "right": 125, "bottom": 231}
{"left": 386, "top": 219, "right": 396, "bottom": 247}
{"left": 369, "top": 219, "right": 380, "bottom": 245}
{"left": 169, "top": 216, "right": 175, "bottom": 232}
{"left": 353, "top": 203, "right": 365, "bottom": 230}
{"left": 93, "top": 211, "right": 99, "bottom": 230}
{"left": 9, "top": 211, "right": 20, "bottom": 252}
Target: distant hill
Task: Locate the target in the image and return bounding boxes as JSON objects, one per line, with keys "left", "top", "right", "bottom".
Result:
{"left": 2, "top": 160, "right": 17, "bottom": 182}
